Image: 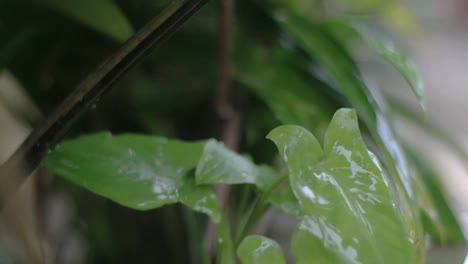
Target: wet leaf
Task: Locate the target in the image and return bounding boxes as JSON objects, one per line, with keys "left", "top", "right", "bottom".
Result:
{"left": 278, "top": 13, "right": 423, "bottom": 255}
{"left": 40, "top": 0, "right": 134, "bottom": 42}
{"left": 237, "top": 235, "right": 286, "bottom": 264}
{"left": 235, "top": 43, "right": 338, "bottom": 216}
{"left": 195, "top": 140, "right": 277, "bottom": 191}
{"left": 43, "top": 133, "right": 221, "bottom": 222}
{"left": 267, "top": 109, "right": 416, "bottom": 263}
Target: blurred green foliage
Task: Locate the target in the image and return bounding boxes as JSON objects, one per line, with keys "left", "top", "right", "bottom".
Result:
{"left": 0, "top": 0, "right": 465, "bottom": 263}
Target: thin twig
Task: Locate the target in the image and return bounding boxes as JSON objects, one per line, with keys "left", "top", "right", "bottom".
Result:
{"left": 204, "top": 0, "right": 239, "bottom": 258}
{"left": 0, "top": 0, "right": 208, "bottom": 209}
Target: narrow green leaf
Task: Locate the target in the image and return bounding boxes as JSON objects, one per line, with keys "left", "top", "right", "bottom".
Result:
{"left": 405, "top": 147, "right": 465, "bottom": 244}
{"left": 195, "top": 140, "right": 277, "bottom": 191}
{"left": 324, "top": 20, "right": 425, "bottom": 111}
{"left": 368, "top": 40, "right": 424, "bottom": 110}
{"left": 43, "top": 133, "right": 221, "bottom": 222}
{"left": 278, "top": 13, "right": 423, "bottom": 253}
{"left": 267, "top": 109, "right": 416, "bottom": 264}
{"left": 39, "top": 0, "right": 134, "bottom": 42}
{"left": 237, "top": 235, "right": 286, "bottom": 264}
{"left": 391, "top": 100, "right": 467, "bottom": 243}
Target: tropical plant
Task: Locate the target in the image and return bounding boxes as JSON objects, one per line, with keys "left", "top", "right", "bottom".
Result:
{"left": 0, "top": 0, "right": 465, "bottom": 263}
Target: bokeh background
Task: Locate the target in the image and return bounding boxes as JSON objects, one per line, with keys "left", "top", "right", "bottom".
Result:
{"left": 0, "top": 0, "right": 467, "bottom": 263}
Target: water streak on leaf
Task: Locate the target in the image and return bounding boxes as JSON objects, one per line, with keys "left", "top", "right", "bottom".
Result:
{"left": 237, "top": 235, "right": 286, "bottom": 264}
{"left": 43, "top": 133, "right": 221, "bottom": 222}
{"left": 267, "top": 109, "right": 416, "bottom": 264}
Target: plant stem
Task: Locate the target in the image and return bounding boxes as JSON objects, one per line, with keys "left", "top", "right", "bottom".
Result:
{"left": 234, "top": 173, "right": 288, "bottom": 243}
{"left": 204, "top": 0, "right": 238, "bottom": 258}
{"left": 235, "top": 185, "right": 251, "bottom": 227}
{"left": 182, "top": 208, "right": 210, "bottom": 264}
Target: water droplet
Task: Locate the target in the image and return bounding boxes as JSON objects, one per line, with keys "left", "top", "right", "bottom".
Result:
{"left": 128, "top": 148, "right": 135, "bottom": 156}
{"left": 152, "top": 185, "right": 162, "bottom": 194}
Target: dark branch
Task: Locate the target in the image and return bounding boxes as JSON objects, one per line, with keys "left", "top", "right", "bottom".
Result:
{"left": 0, "top": 0, "right": 208, "bottom": 208}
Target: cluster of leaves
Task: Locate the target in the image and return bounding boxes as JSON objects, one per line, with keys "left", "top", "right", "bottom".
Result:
{"left": 1, "top": 0, "right": 466, "bottom": 263}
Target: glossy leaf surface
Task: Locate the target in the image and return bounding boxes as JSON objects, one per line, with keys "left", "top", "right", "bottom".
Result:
{"left": 267, "top": 109, "right": 416, "bottom": 263}
{"left": 279, "top": 13, "right": 422, "bottom": 252}
{"left": 195, "top": 140, "right": 277, "bottom": 190}
{"left": 40, "top": 0, "right": 134, "bottom": 41}
{"left": 43, "top": 133, "right": 221, "bottom": 222}
{"left": 235, "top": 43, "right": 338, "bottom": 215}
{"left": 237, "top": 235, "right": 286, "bottom": 264}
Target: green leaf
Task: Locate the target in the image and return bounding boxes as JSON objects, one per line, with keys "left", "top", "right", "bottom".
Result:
{"left": 267, "top": 109, "right": 416, "bottom": 264}
{"left": 405, "top": 147, "right": 465, "bottom": 244}
{"left": 39, "top": 0, "right": 134, "bottom": 42}
{"left": 195, "top": 140, "right": 277, "bottom": 191}
{"left": 237, "top": 235, "right": 286, "bottom": 264}
{"left": 278, "top": 13, "right": 423, "bottom": 253}
{"left": 43, "top": 133, "right": 221, "bottom": 222}
{"left": 235, "top": 41, "right": 339, "bottom": 218}
{"left": 368, "top": 40, "right": 424, "bottom": 110}
{"left": 324, "top": 20, "right": 425, "bottom": 111}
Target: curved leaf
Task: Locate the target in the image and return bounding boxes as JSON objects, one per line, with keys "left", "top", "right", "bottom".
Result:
{"left": 405, "top": 147, "right": 465, "bottom": 244}
{"left": 237, "top": 235, "right": 286, "bottom": 264}
{"left": 267, "top": 109, "right": 416, "bottom": 264}
{"left": 39, "top": 0, "right": 134, "bottom": 42}
{"left": 43, "top": 133, "right": 221, "bottom": 222}
{"left": 278, "top": 13, "right": 423, "bottom": 254}
{"left": 324, "top": 20, "right": 425, "bottom": 111}
{"left": 389, "top": 97, "right": 468, "bottom": 170}
{"left": 368, "top": 40, "right": 424, "bottom": 110}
